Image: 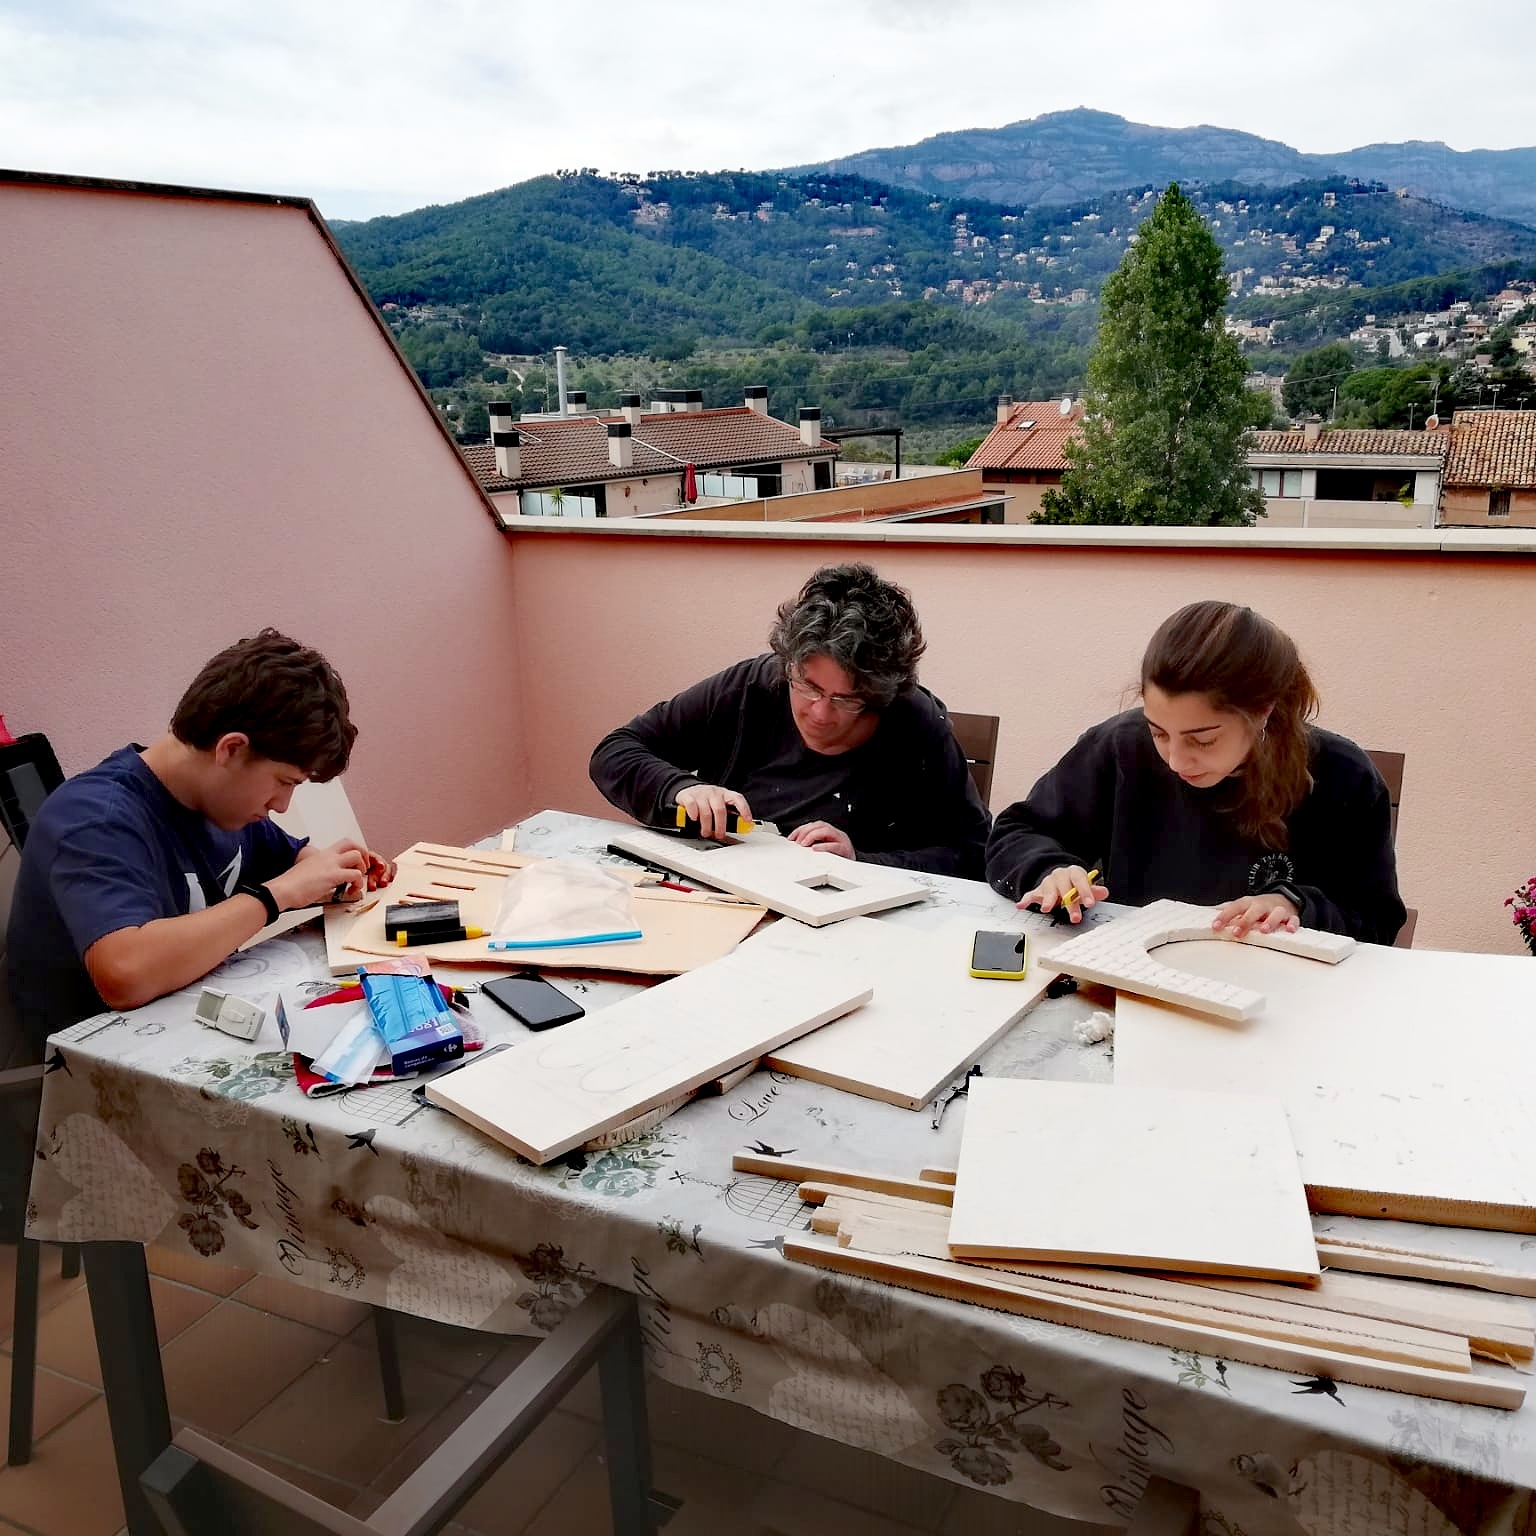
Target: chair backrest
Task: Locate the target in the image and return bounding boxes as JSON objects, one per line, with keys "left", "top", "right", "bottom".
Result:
{"left": 1363, "top": 749, "right": 1404, "bottom": 845}
{"left": 144, "top": 1430, "right": 377, "bottom": 1535}
{"left": 0, "top": 735, "right": 65, "bottom": 852}
{"left": 949, "top": 712, "right": 1000, "bottom": 808}
{"left": 0, "top": 835, "right": 21, "bottom": 1063}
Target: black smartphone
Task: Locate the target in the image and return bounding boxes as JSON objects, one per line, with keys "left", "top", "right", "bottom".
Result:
{"left": 480, "top": 974, "right": 585, "bottom": 1030}
{"left": 969, "top": 929, "right": 1030, "bottom": 980}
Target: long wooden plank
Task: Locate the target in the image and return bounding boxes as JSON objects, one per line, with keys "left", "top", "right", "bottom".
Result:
{"left": 428, "top": 926, "right": 871, "bottom": 1163}
{"left": 731, "top": 1155, "right": 955, "bottom": 1206}
{"left": 1318, "top": 1240, "right": 1536, "bottom": 1297}
{"left": 782, "top": 1235, "right": 1524, "bottom": 1410}
{"left": 835, "top": 1216, "right": 1471, "bottom": 1373}
{"left": 761, "top": 917, "right": 1055, "bottom": 1109}
{"left": 948, "top": 1080, "right": 1319, "bottom": 1282}
{"left": 608, "top": 826, "right": 926, "bottom": 927}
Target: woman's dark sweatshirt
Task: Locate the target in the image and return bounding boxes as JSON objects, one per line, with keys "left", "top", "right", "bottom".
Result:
{"left": 589, "top": 655, "right": 991, "bottom": 877}
{"left": 985, "top": 711, "right": 1406, "bottom": 944}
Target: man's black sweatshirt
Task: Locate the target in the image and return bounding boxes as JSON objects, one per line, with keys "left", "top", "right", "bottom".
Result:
{"left": 589, "top": 655, "right": 991, "bottom": 877}
{"left": 985, "top": 711, "right": 1405, "bottom": 944}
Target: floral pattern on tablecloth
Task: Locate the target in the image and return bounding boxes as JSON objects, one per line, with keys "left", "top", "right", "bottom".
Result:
{"left": 27, "top": 811, "right": 1536, "bottom": 1536}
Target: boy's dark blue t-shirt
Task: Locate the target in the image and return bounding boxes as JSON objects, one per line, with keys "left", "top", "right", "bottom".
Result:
{"left": 5, "top": 746, "right": 305, "bottom": 1058}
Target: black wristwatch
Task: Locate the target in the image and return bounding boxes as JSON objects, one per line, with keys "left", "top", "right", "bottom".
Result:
{"left": 236, "top": 881, "right": 281, "bottom": 926}
{"left": 1266, "top": 881, "right": 1305, "bottom": 917}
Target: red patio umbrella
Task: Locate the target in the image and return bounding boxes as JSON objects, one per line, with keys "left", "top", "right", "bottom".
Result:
{"left": 683, "top": 463, "right": 698, "bottom": 503}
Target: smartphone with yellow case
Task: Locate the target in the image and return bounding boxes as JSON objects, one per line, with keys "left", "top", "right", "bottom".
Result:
{"left": 969, "top": 930, "right": 1029, "bottom": 980}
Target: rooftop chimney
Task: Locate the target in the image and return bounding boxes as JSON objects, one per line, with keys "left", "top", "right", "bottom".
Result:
{"left": 567, "top": 390, "right": 588, "bottom": 415}
{"left": 650, "top": 387, "right": 683, "bottom": 413}
{"left": 554, "top": 345, "right": 569, "bottom": 416}
{"left": 1303, "top": 417, "right": 1323, "bottom": 444}
{"left": 619, "top": 392, "right": 643, "bottom": 427}
{"left": 800, "top": 407, "right": 822, "bottom": 448}
{"left": 682, "top": 389, "right": 704, "bottom": 414}
{"left": 996, "top": 393, "right": 1014, "bottom": 426}
{"left": 492, "top": 424, "right": 522, "bottom": 479}
{"left": 745, "top": 386, "right": 769, "bottom": 416}
{"left": 607, "top": 421, "right": 633, "bottom": 470}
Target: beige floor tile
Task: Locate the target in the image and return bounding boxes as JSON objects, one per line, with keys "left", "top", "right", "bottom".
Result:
{"left": 647, "top": 1377, "right": 802, "bottom": 1475}
{"left": 940, "top": 1487, "right": 1121, "bottom": 1536}
{"left": 34, "top": 1276, "right": 216, "bottom": 1388}
{"left": 357, "top": 1309, "right": 516, "bottom": 1383}
{"left": 0, "top": 1243, "right": 89, "bottom": 1349}
{"left": 146, "top": 1242, "right": 252, "bottom": 1295}
{"left": 238, "top": 1272, "right": 373, "bottom": 1335}
{"left": 160, "top": 1298, "right": 335, "bottom": 1437}
{"left": 229, "top": 1334, "right": 465, "bottom": 1486}
{"left": 0, "top": 1396, "right": 124, "bottom": 1536}
{"left": 455, "top": 1406, "right": 600, "bottom": 1532}
{"left": 750, "top": 1477, "right": 934, "bottom": 1536}
{"left": 772, "top": 1430, "right": 956, "bottom": 1529}
{"left": 0, "top": 1353, "right": 98, "bottom": 1448}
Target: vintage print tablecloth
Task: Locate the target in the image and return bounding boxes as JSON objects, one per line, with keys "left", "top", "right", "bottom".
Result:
{"left": 27, "top": 812, "right": 1536, "bottom": 1536}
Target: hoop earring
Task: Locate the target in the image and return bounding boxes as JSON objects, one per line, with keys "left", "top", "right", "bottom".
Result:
{"left": 1257, "top": 726, "right": 1268, "bottom": 745}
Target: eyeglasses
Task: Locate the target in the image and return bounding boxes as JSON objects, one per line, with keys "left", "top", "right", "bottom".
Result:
{"left": 788, "top": 673, "right": 868, "bottom": 716}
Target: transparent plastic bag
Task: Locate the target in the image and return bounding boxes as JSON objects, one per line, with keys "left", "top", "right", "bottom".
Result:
{"left": 490, "top": 860, "right": 641, "bottom": 949}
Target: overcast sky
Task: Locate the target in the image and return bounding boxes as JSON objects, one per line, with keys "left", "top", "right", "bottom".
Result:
{"left": 3, "top": 0, "right": 1532, "bottom": 222}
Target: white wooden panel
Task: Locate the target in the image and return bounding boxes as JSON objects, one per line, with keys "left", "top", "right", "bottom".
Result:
{"left": 947, "top": 1078, "right": 1319, "bottom": 1282}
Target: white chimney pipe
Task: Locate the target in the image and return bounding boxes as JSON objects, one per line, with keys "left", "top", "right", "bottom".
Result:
{"left": 607, "top": 421, "right": 634, "bottom": 470}
{"left": 799, "top": 407, "right": 822, "bottom": 448}
{"left": 619, "top": 392, "right": 644, "bottom": 426}
{"left": 492, "top": 426, "right": 522, "bottom": 479}
{"left": 554, "top": 345, "right": 569, "bottom": 416}
{"left": 682, "top": 389, "right": 704, "bottom": 414}
{"left": 745, "top": 386, "right": 769, "bottom": 416}
{"left": 567, "top": 390, "right": 588, "bottom": 415}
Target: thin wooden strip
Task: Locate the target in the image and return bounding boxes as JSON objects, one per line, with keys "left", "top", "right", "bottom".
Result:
{"left": 1319, "top": 1234, "right": 1496, "bottom": 1265}
{"left": 919, "top": 1167, "right": 957, "bottom": 1185}
{"left": 837, "top": 1218, "right": 1471, "bottom": 1374}
{"left": 731, "top": 1154, "right": 954, "bottom": 1205}
{"left": 1189, "top": 1271, "right": 1533, "bottom": 1363}
{"left": 1318, "top": 1241, "right": 1536, "bottom": 1298}
{"left": 782, "top": 1235, "right": 1523, "bottom": 1411}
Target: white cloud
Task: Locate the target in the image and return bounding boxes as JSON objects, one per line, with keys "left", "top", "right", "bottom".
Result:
{"left": 0, "top": 0, "right": 1531, "bottom": 220}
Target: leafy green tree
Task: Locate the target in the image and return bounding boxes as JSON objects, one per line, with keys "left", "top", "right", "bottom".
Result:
{"left": 1036, "top": 185, "right": 1262, "bottom": 527}
{"left": 1282, "top": 343, "right": 1356, "bottom": 419}
{"left": 934, "top": 435, "right": 984, "bottom": 466}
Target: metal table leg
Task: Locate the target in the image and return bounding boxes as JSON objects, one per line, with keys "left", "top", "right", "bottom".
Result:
{"left": 84, "top": 1243, "right": 171, "bottom": 1536}
{"left": 599, "top": 1292, "right": 658, "bottom": 1536}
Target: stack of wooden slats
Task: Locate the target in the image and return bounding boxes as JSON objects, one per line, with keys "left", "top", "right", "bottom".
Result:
{"left": 734, "top": 1153, "right": 1533, "bottom": 1411}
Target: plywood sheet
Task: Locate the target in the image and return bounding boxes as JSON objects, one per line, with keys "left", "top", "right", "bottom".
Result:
{"left": 1036, "top": 899, "right": 1353, "bottom": 1021}
{"left": 947, "top": 1078, "right": 1319, "bottom": 1281}
{"left": 326, "top": 843, "right": 765, "bottom": 976}
{"left": 1114, "top": 940, "right": 1536, "bottom": 1232}
{"left": 758, "top": 917, "right": 1055, "bottom": 1108}
{"left": 607, "top": 826, "right": 925, "bottom": 927}
{"left": 427, "top": 922, "right": 872, "bottom": 1163}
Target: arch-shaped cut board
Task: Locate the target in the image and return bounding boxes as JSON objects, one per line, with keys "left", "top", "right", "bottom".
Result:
{"left": 1036, "top": 899, "right": 1354, "bottom": 1020}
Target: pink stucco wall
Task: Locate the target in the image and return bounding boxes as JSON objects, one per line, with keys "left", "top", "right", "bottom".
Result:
{"left": 0, "top": 181, "right": 529, "bottom": 852}
{"left": 504, "top": 524, "right": 1535, "bottom": 955}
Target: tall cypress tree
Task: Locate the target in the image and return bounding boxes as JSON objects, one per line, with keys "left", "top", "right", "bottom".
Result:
{"left": 1037, "top": 184, "right": 1264, "bottom": 527}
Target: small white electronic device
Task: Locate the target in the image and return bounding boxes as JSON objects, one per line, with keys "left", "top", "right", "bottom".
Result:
{"left": 194, "top": 987, "right": 267, "bottom": 1042}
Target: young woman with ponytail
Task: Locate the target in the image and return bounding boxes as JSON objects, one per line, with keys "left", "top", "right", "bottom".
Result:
{"left": 985, "top": 601, "right": 1406, "bottom": 945}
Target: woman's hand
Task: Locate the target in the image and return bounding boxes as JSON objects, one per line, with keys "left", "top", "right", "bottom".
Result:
{"left": 674, "top": 784, "right": 753, "bottom": 841}
{"left": 1212, "top": 892, "right": 1299, "bottom": 939}
{"left": 1016, "top": 865, "right": 1108, "bottom": 923}
{"left": 788, "top": 821, "right": 854, "bottom": 860}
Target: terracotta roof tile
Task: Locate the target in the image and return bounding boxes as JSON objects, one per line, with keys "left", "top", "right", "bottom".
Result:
{"left": 967, "top": 400, "right": 1085, "bottom": 472}
{"left": 1248, "top": 429, "right": 1448, "bottom": 457}
{"left": 1444, "top": 410, "right": 1536, "bottom": 489}
{"left": 463, "top": 407, "right": 837, "bottom": 492}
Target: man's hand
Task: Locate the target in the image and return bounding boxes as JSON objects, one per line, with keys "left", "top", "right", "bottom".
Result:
{"left": 673, "top": 784, "right": 753, "bottom": 841}
{"left": 291, "top": 839, "right": 396, "bottom": 903}
{"left": 272, "top": 843, "right": 374, "bottom": 910}
{"left": 1016, "top": 865, "right": 1109, "bottom": 924}
{"left": 1212, "top": 892, "right": 1299, "bottom": 939}
{"left": 788, "top": 821, "right": 855, "bottom": 860}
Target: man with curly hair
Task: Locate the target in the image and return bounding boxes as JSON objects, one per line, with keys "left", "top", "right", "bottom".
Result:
{"left": 6, "top": 629, "right": 396, "bottom": 1063}
{"left": 590, "top": 563, "right": 989, "bottom": 875}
